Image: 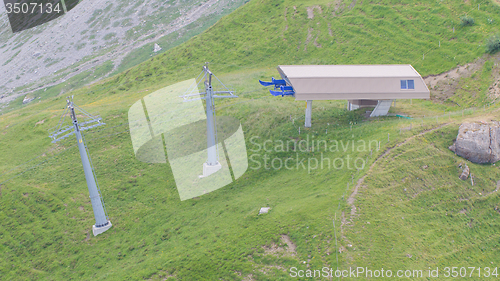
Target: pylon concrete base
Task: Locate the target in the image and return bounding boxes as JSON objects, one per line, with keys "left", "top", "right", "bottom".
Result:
{"left": 199, "top": 162, "right": 222, "bottom": 178}
{"left": 93, "top": 221, "right": 112, "bottom": 236}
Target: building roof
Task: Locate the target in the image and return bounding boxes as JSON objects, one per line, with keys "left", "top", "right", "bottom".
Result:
{"left": 278, "top": 65, "right": 421, "bottom": 78}
{"left": 277, "top": 64, "right": 430, "bottom": 101}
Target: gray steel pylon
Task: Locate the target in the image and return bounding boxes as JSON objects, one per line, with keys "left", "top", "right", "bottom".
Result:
{"left": 181, "top": 65, "right": 238, "bottom": 178}
{"left": 205, "top": 66, "right": 218, "bottom": 166}
{"left": 50, "top": 97, "right": 112, "bottom": 236}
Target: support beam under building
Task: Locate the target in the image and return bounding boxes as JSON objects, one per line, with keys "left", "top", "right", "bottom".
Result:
{"left": 347, "top": 101, "right": 359, "bottom": 111}
{"left": 370, "top": 100, "right": 393, "bottom": 117}
{"left": 305, "top": 100, "right": 312, "bottom": 127}
{"left": 347, "top": 99, "right": 378, "bottom": 111}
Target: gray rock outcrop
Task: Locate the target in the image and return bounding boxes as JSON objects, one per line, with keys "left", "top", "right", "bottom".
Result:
{"left": 449, "top": 121, "right": 500, "bottom": 164}
{"left": 22, "top": 96, "right": 35, "bottom": 104}
{"left": 153, "top": 43, "right": 162, "bottom": 53}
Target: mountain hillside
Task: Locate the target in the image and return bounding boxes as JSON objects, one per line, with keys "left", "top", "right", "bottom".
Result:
{"left": 122, "top": 0, "right": 500, "bottom": 79}
{"left": 0, "top": 0, "right": 500, "bottom": 280}
{"left": 0, "top": 0, "right": 247, "bottom": 108}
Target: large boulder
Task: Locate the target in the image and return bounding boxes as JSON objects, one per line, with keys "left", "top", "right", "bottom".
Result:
{"left": 449, "top": 121, "right": 500, "bottom": 164}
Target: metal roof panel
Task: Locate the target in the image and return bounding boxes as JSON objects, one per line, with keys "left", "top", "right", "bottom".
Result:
{"left": 278, "top": 65, "right": 420, "bottom": 78}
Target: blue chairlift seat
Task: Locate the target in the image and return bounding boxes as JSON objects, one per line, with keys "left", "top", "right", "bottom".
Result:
{"left": 260, "top": 77, "right": 294, "bottom": 97}
{"left": 272, "top": 77, "right": 286, "bottom": 85}
{"left": 269, "top": 89, "right": 295, "bottom": 97}
{"left": 259, "top": 80, "right": 275, "bottom": 87}
{"left": 259, "top": 77, "right": 286, "bottom": 87}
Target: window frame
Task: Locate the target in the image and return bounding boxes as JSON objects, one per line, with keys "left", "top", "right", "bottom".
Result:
{"left": 400, "top": 79, "right": 415, "bottom": 90}
{"left": 400, "top": 80, "right": 407, "bottom": 90}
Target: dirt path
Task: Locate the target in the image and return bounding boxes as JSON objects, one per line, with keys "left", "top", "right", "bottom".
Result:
{"left": 346, "top": 122, "right": 452, "bottom": 220}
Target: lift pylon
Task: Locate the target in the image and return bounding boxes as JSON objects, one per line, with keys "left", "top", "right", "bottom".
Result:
{"left": 181, "top": 65, "right": 238, "bottom": 178}
{"left": 49, "top": 97, "right": 112, "bottom": 236}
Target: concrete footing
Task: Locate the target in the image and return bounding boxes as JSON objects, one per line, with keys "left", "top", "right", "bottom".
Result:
{"left": 93, "top": 221, "right": 112, "bottom": 236}
{"left": 200, "top": 162, "right": 222, "bottom": 178}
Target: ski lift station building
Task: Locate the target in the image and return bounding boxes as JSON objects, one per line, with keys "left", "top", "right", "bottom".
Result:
{"left": 262, "top": 65, "right": 430, "bottom": 127}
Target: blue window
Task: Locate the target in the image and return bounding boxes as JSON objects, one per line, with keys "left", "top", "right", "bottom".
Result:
{"left": 400, "top": 80, "right": 415, "bottom": 90}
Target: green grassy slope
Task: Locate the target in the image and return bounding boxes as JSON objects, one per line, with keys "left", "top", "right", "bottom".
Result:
{"left": 1, "top": 0, "right": 500, "bottom": 280}
{"left": 342, "top": 113, "right": 500, "bottom": 278}
{"left": 112, "top": 0, "right": 500, "bottom": 84}
{"left": 0, "top": 89, "right": 381, "bottom": 280}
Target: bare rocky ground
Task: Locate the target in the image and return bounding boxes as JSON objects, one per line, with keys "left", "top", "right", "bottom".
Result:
{"left": 0, "top": 0, "right": 246, "bottom": 106}
{"left": 423, "top": 52, "right": 500, "bottom": 104}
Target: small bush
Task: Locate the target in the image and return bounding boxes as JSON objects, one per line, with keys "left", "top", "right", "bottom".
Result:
{"left": 460, "top": 15, "right": 475, "bottom": 26}
{"left": 486, "top": 35, "right": 500, "bottom": 54}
